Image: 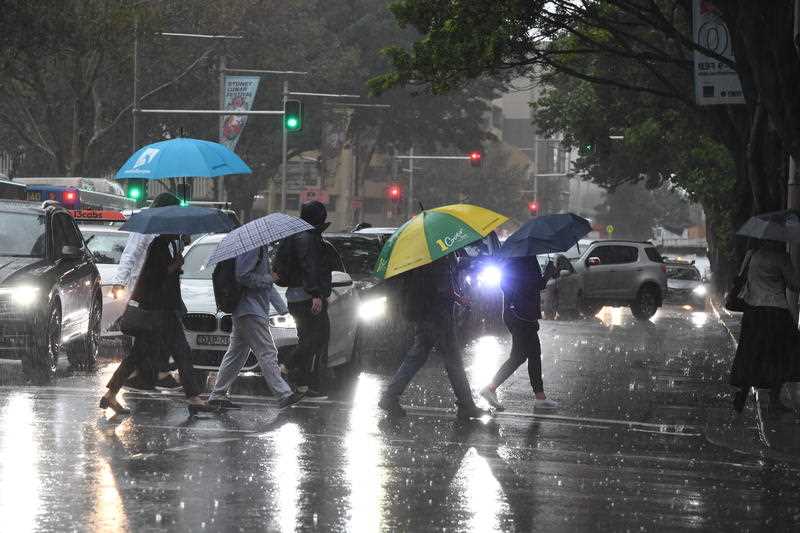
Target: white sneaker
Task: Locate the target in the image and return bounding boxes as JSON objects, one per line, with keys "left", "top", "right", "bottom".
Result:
{"left": 479, "top": 386, "right": 505, "bottom": 411}
{"left": 534, "top": 398, "right": 559, "bottom": 409}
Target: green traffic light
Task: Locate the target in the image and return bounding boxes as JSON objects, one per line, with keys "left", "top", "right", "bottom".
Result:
{"left": 285, "top": 116, "right": 300, "bottom": 130}
{"left": 128, "top": 187, "right": 142, "bottom": 200}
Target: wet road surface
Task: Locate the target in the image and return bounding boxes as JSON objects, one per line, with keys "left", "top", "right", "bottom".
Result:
{"left": 1, "top": 305, "right": 799, "bottom": 531}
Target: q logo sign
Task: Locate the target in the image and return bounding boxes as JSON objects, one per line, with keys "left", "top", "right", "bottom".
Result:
{"left": 435, "top": 228, "right": 468, "bottom": 252}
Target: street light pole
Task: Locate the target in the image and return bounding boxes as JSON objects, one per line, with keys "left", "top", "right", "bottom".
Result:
{"left": 281, "top": 80, "right": 289, "bottom": 212}
{"left": 132, "top": 17, "right": 140, "bottom": 153}
{"left": 407, "top": 146, "right": 414, "bottom": 219}
{"left": 217, "top": 53, "right": 226, "bottom": 201}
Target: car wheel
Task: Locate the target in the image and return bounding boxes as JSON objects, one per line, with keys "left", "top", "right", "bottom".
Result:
{"left": 631, "top": 286, "right": 659, "bottom": 320}
{"left": 67, "top": 291, "right": 102, "bottom": 370}
{"left": 578, "top": 292, "right": 603, "bottom": 318}
{"left": 23, "top": 301, "right": 61, "bottom": 384}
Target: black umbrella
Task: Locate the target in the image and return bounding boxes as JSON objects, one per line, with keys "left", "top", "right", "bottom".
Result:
{"left": 499, "top": 213, "right": 592, "bottom": 257}
{"left": 736, "top": 209, "right": 800, "bottom": 242}
{"left": 119, "top": 205, "right": 236, "bottom": 235}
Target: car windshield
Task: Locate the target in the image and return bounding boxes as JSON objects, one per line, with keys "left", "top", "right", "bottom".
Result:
{"left": 667, "top": 266, "right": 701, "bottom": 281}
{"left": 0, "top": 211, "right": 46, "bottom": 257}
{"left": 325, "top": 237, "right": 381, "bottom": 280}
{"left": 83, "top": 231, "right": 127, "bottom": 264}
{"left": 182, "top": 242, "right": 217, "bottom": 279}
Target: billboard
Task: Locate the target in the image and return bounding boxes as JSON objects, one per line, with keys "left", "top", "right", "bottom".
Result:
{"left": 693, "top": 0, "right": 745, "bottom": 105}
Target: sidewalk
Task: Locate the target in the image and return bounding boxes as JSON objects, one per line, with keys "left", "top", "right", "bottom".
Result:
{"left": 707, "top": 296, "right": 800, "bottom": 462}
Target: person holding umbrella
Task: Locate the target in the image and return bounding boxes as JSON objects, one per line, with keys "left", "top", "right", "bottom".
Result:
{"left": 203, "top": 213, "right": 313, "bottom": 410}
{"left": 375, "top": 204, "right": 508, "bottom": 419}
{"left": 730, "top": 209, "right": 800, "bottom": 413}
{"left": 100, "top": 206, "right": 235, "bottom": 415}
{"left": 480, "top": 213, "right": 592, "bottom": 411}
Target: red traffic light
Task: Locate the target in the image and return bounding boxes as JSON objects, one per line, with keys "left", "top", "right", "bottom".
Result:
{"left": 63, "top": 191, "right": 77, "bottom": 203}
{"left": 528, "top": 200, "right": 539, "bottom": 214}
{"left": 388, "top": 184, "right": 401, "bottom": 202}
{"left": 468, "top": 151, "right": 482, "bottom": 167}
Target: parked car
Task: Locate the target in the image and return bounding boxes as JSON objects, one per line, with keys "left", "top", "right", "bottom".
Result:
{"left": 664, "top": 262, "right": 707, "bottom": 309}
{"left": 540, "top": 240, "right": 667, "bottom": 320}
{"left": 179, "top": 234, "right": 361, "bottom": 382}
{"left": 0, "top": 201, "right": 102, "bottom": 382}
{"left": 78, "top": 224, "right": 131, "bottom": 344}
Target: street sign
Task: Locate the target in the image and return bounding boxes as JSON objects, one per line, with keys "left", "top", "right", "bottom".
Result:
{"left": 606, "top": 225, "right": 615, "bottom": 236}
{"left": 299, "top": 187, "right": 330, "bottom": 204}
{"left": 692, "top": 0, "right": 744, "bottom": 105}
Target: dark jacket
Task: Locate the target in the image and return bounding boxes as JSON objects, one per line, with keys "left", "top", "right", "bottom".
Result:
{"left": 279, "top": 229, "right": 333, "bottom": 299}
{"left": 401, "top": 256, "right": 458, "bottom": 322}
{"left": 132, "top": 236, "right": 183, "bottom": 311}
{"left": 501, "top": 257, "right": 547, "bottom": 322}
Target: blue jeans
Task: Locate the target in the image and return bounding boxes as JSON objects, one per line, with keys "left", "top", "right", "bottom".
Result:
{"left": 383, "top": 309, "right": 476, "bottom": 408}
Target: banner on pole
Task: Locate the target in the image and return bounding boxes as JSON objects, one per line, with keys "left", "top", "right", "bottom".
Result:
{"left": 692, "top": 0, "right": 744, "bottom": 105}
{"left": 221, "top": 76, "right": 260, "bottom": 150}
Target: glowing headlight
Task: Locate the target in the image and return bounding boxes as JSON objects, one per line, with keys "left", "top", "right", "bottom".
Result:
{"left": 476, "top": 265, "right": 502, "bottom": 288}
{"left": 269, "top": 313, "right": 297, "bottom": 329}
{"left": 359, "top": 296, "right": 388, "bottom": 321}
{"left": 0, "top": 286, "right": 41, "bottom": 307}
{"left": 692, "top": 285, "right": 707, "bottom": 296}
{"left": 107, "top": 287, "right": 127, "bottom": 300}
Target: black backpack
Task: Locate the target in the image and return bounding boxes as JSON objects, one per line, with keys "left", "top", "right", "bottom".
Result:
{"left": 273, "top": 238, "right": 301, "bottom": 288}
{"left": 212, "top": 249, "right": 263, "bottom": 313}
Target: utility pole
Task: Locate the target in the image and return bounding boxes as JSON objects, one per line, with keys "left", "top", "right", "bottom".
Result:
{"left": 407, "top": 146, "right": 414, "bottom": 219}
{"left": 132, "top": 17, "right": 140, "bottom": 153}
{"left": 281, "top": 80, "right": 289, "bottom": 212}
{"left": 217, "top": 53, "right": 226, "bottom": 201}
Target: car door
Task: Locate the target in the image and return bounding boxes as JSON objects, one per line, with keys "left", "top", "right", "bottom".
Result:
{"left": 606, "top": 246, "right": 639, "bottom": 299}
{"left": 582, "top": 245, "right": 617, "bottom": 298}
{"left": 51, "top": 213, "right": 94, "bottom": 339}
{"left": 323, "top": 241, "right": 359, "bottom": 366}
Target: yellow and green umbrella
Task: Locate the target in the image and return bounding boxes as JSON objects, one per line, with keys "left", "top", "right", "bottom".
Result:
{"left": 374, "top": 204, "right": 508, "bottom": 279}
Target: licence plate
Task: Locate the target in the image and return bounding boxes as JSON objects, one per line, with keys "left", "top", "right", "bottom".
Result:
{"left": 196, "top": 334, "right": 230, "bottom": 347}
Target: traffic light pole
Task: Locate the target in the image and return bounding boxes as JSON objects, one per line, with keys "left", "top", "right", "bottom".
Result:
{"left": 281, "top": 80, "right": 289, "bottom": 212}
{"left": 394, "top": 152, "right": 475, "bottom": 218}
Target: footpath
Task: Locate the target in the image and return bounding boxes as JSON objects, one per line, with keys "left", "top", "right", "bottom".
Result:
{"left": 706, "top": 297, "right": 800, "bottom": 463}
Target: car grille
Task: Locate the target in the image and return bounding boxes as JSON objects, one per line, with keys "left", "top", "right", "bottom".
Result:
{"left": 219, "top": 315, "right": 233, "bottom": 333}
{"left": 182, "top": 313, "right": 217, "bottom": 332}
{"left": 0, "top": 295, "right": 32, "bottom": 357}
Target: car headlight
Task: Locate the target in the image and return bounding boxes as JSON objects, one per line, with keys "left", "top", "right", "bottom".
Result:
{"left": 269, "top": 313, "right": 296, "bottom": 329}
{"left": 107, "top": 286, "right": 127, "bottom": 300}
{"left": 359, "top": 296, "right": 388, "bottom": 321}
{"left": 476, "top": 265, "right": 502, "bottom": 288}
{"left": 692, "top": 285, "right": 707, "bottom": 296}
{"left": 0, "top": 286, "right": 41, "bottom": 307}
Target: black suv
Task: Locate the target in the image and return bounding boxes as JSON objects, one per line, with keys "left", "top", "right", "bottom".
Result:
{"left": 0, "top": 201, "right": 102, "bottom": 382}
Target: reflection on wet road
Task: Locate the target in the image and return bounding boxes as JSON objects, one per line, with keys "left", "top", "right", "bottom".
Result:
{"left": 0, "top": 305, "right": 799, "bottom": 530}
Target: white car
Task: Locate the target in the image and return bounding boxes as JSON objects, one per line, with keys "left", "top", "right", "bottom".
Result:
{"left": 180, "top": 234, "right": 362, "bottom": 375}
{"left": 79, "top": 225, "right": 130, "bottom": 341}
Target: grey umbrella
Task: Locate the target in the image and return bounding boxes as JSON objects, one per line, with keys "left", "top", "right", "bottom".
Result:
{"left": 737, "top": 209, "right": 800, "bottom": 241}
{"left": 205, "top": 213, "right": 313, "bottom": 266}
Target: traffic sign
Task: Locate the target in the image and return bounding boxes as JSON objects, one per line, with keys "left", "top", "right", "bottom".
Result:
{"left": 606, "top": 225, "right": 615, "bottom": 236}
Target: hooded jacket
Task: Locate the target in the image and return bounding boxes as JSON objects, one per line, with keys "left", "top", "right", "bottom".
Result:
{"left": 280, "top": 201, "right": 333, "bottom": 300}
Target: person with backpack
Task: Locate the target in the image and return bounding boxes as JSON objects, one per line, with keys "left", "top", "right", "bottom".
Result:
{"left": 208, "top": 245, "right": 303, "bottom": 410}
{"left": 378, "top": 254, "right": 490, "bottom": 420}
{"left": 273, "top": 201, "right": 332, "bottom": 399}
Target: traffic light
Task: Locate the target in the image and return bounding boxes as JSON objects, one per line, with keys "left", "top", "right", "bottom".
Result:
{"left": 578, "top": 141, "right": 595, "bottom": 156}
{"left": 284, "top": 99, "right": 303, "bottom": 132}
{"left": 388, "top": 184, "right": 401, "bottom": 203}
{"left": 126, "top": 179, "right": 146, "bottom": 203}
{"left": 468, "top": 150, "right": 482, "bottom": 167}
{"left": 176, "top": 182, "right": 191, "bottom": 205}
{"left": 528, "top": 200, "right": 539, "bottom": 216}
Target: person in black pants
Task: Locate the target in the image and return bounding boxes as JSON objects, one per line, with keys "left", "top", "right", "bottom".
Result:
{"left": 276, "top": 201, "right": 333, "bottom": 399}
{"left": 378, "top": 255, "right": 489, "bottom": 420}
{"left": 480, "top": 256, "right": 558, "bottom": 411}
{"left": 100, "top": 234, "right": 208, "bottom": 415}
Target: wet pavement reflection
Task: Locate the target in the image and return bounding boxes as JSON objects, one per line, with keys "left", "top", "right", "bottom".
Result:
{"left": 1, "top": 304, "right": 799, "bottom": 530}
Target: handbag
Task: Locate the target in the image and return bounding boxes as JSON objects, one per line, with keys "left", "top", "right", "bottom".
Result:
{"left": 723, "top": 252, "right": 753, "bottom": 312}
{"left": 118, "top": 301, "right": 162, "bottom": 337}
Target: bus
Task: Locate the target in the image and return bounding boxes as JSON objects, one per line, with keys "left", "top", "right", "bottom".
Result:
{"left": 15, "top": 177, "right": 136, "bottom": 211}
{"left": 0, "top": 178, "right": 26, "bottom": 200}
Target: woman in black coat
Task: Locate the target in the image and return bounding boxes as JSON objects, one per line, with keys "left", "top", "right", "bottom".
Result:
{"left": 100, "top": 233, "right": 208, "bottom": 415}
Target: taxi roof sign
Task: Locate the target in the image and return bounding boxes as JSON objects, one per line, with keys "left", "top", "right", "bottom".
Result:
{"left": 68, "top": 209, "right": 126, "bottom": 222}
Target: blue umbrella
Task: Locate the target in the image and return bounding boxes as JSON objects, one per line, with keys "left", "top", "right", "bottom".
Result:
{"left": 115, "top": 138, "right": 251, "bottom": 180}
{"left": 500, "top": 213, "right": 592, "bottom": 257}
{"left": 119, "top": 206, "right": 236, "bottom": 235}
{"left": 205, "top": 213, "right": 313, "bottom": 266}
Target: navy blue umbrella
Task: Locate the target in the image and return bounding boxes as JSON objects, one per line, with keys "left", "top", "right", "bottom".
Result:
{"left": 500, "top": 213, "right": 592, "bottom": 257}
{"left": 119, "top": 205, "right": 236, "bottom": 235}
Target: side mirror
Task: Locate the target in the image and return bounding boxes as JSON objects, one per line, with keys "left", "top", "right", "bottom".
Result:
{"left": 61, "top": 245, "right": 82, "bottom": 259}
{"left": 331, "top": 271, "right": 353, "bottom": 288}
{"left": 587, "top": 257, "right": 601, "bottom": 267}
